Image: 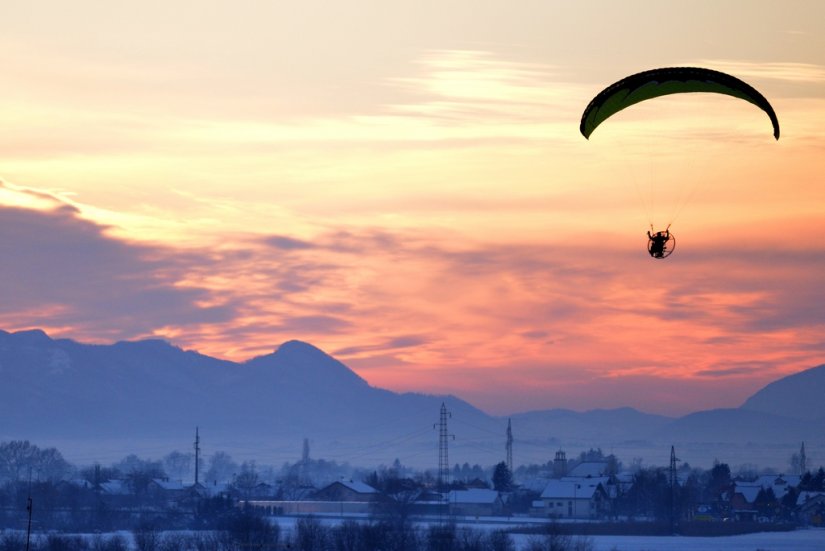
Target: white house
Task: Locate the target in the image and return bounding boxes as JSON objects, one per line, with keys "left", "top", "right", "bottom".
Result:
{"left": 539, "top": 479, "right": 609, "bottom": 519}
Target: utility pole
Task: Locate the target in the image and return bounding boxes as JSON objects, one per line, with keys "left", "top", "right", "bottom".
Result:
{"left": 25, "top": 468, "right": 33, "bottom": 551}
{"left": 301, "top": 438, "right": 310, "bottom": 485}
{"left": 302, "top": 438, "right": 310, "bottom": 465}
{"left": 669, "top": 445, "right": 679, "bottom": 534}
{"left": 505, "top": 419, "right": 513, "bottom": 472}
{"left": 194, "top": 427, "right": 201, "bottom": 486}
{"left": 800, "top": 442, "right": 807, "bottom": 475}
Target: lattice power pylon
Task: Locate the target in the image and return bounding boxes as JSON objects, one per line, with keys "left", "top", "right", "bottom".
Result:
{"left": 435, "top": 403, "right": 453, "bottom": 490}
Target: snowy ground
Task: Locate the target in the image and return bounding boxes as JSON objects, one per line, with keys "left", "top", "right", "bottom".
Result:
{"left": 14, "top": 523, "right": 823, "bottom": 550}
{"left": 268, "top": 517, "right": 825, "bottom": 551}
{"left": 512, "top": 529, "right": 825, "bottom": 551}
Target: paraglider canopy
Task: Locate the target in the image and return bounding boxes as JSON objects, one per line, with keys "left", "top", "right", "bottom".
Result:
{"left": 580, "top": 67, "right": 780, "bottom": 140}
{"left": 579, "top": 67, "right": 780, "bottom": 260}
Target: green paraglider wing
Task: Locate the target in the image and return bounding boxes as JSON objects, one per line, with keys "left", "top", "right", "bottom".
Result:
{"left": 580, "top": 67, "right": 780, "bottom": 140}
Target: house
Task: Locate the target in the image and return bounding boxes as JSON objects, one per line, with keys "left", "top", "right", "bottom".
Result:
{"left": 751, "top": 474, "right": 800, "bottom": 500}
{"left": 100, "top": 479, "right": 130, "bottom": 496}
{"left": 753, "top": 474, "right": 800, "bottom": 489}
{"left": 614, "top": 472, "right": 635, "bottom": 495}
{"left": 728, "top": 474, "right": 801, "bottom": 521}
{"left": 149, "top": 478, "right": 186, "bottom": 498}
{"left": 312, "top": 479, "right": 381, "bottom": 502}
{"left": 539, "top": 479, "right": 610, "bottom": 519}
{"left": 519, "top": 477, "right": 551, "bottom": 494}
{"left": 446, "top": 489, "right": 504, "bottom": 517}
{"left": 243, "top": 480, "right": 381, "bottom": 516}
{"left": 465, "top": 478, "right": 490, "bottom": 489}
{"left": 402, "top": 489, "right": 447, "bottom": 516}
{"left": 729, "top": 483, "right": 761, "bottom": 522}
{"left": 796, "top": 491, "right": 825, "bottom": 526}
{"left": 200, "top": 480, "right": 232, "bottom": 498}
{"left": 231, "top": 480, "right": 279, "bottom": 499}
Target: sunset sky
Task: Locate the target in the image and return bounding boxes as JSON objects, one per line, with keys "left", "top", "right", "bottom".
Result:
{"left": 2, "top": 1, "right": 824, "bottom": 417}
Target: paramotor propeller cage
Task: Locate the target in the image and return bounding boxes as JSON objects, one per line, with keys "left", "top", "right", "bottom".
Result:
{"left": 648, "top": 232, "right": 675, "bottom": 259}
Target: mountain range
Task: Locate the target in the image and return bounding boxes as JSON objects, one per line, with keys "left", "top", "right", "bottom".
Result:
{"left": 1, "top": 329, "right": 822, "bottom": 471}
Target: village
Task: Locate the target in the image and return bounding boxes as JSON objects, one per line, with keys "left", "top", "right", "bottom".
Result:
{"left": 2, "top": 439, "right": 823, "bottom": 541}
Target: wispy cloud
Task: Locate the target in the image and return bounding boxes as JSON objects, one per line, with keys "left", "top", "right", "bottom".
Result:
{"left": 0, "top": 180, "right": 77, "bottom": 213}
{"left": 0, "top": 203, "right": 234, "bottom": 342}
{"left": 3, "top": 170, "right": 824, "bottom": 416}
{"left": 1, "top": 6, "right": 824, "bottom": 419}
{"left": 689, "top": 59, "right": 825, "bottom": 83}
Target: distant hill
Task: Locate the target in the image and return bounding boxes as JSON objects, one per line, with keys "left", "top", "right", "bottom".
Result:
{"left": 656, "top": 408, "right": 820, "bottom": 443}
{"left": 1, "top": 329, "right": 822, "bottom": 470}
{"left": 509, "top": 407, "right": 672, "bottom": 444}
{"left": 0, "top": 329, "right": 492, "bottom": 466}
{"left": 739, "top": 364, "right": 825, "bottom": 421}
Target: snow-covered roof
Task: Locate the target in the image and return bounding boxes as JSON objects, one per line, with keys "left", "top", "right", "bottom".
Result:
{"left": 735, "top": 474, "right": 804, "bottom": 502}
{"left": 447, "top": 489, "right": 500, "bottom": 505}
{"left": 541, "top": 479, "right": 604, "bottom": 500}
{"left": 753, "top": 474, "right": 800, "bottom": 489}
{"left": 151, "top": 478, "right": 185, "bottom": 491}
{"left": 336, "top": 480, "right": 378, "bottom": 494}
{"left": 100, "top": 480, "right": 129, "bottom": 495}
{"left": 562, "top": 476, "right": 610, "bottom": 486}
{"left": 518, "top": 478, "right": 551, "bottom": 493}
{"left": 797, "top": 491, "right": 825, "bottom": 507}
{"left": 64, "top": 478, "right": 94, "bottom": 489}
{"left": 733, "top": 484, "right": 762, "bottom": 504}
{"left": 615, "top": 472, "right": 635, "bottom": 483}
{"left": 567, "top": 462, "right": 608, "bottom": 478}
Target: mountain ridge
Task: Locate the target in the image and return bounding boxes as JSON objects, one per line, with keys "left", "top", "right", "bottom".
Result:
{"left": 1, "top": 329, "right": 821, "bottom": 470}
{"left": 739, "top": 363, "right": 825, "bottom": 421}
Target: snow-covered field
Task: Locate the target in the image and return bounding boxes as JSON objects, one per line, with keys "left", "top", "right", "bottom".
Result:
{"left": 515, "top": 529, "right": 825, "bottom": 551}
{"left": 13, "top": 523, "right": 823, "bottom": 550}
{"left": 269, "top": 517, "right": 825, "bottom": 551}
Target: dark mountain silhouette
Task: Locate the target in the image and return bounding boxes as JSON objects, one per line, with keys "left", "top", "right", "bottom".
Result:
{"left": 0, "top": 329, "right": 821, "bottom": 470}
{"left": 739, "top": 363, "right": 825, "bottom": 421}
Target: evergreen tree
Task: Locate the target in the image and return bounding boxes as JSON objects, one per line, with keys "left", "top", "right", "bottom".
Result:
{"left": 492, "top": 461, "right": 513, "bottom": 492}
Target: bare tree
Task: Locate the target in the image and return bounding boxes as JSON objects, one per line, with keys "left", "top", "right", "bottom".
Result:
{"left": 0, "top": 441, "right": 71, "bottom": 483}
{"left": 294, "top": 516, "right": 328, "bottom": 551}
{"left": 162, "top": 451, "right": 194, "bottom": 481}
